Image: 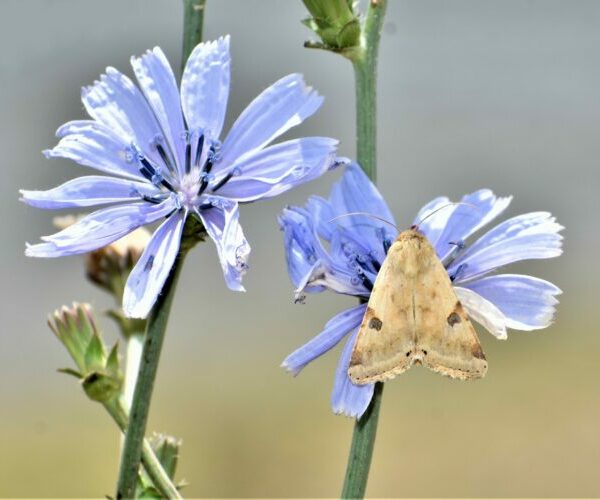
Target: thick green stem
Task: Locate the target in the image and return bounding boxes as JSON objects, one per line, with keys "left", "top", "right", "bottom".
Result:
{"left": 341, "top": 382, "right": 384, "bottom": 498}
{"left": 182, "top": 0, "right": 206, "bottom": 70}
{"left": 352, "top": 61, "right": 377, "bottom": 181}
{"left": 351, "top": 0, "right": 387, "bottom": 182}
{"left": 115, "top": 252, "right": 187, "bottom": 499}
{"left": 107, "top": 399, "right": 182, "bottom": 499}
{"left": 342, "top": 1, "right": 387, "bottom": 499}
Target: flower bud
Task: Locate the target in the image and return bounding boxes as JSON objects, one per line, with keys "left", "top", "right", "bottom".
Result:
{"left": 302, "top": 0, "right": 361, "bottom": 51}
{"left": 53, "top": 216, "right": 151, "bottom": 297}
{"left": 137, "top": 433, "right": 186, "bottom": 496}
{"left": 49, "top": 303, "right": 123, "bottom": 402}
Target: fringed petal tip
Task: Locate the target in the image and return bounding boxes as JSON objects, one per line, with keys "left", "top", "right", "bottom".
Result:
{"left": 332, "top": 404, "right": 367, "bottom": 420}
{"left": 130, "top": 46, "right": 163, "bottom": 65}
{"left": 280, "top": 360, "right": 301, "bottom": 377}
{"left": 25, "top": 242, "right": 59, "bottom": 258}
{"left": 331, "top": 156, "right": 351, "bottom": 170}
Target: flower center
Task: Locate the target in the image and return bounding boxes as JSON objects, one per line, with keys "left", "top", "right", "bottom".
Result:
{"left": 131, "top": 131, "right": 240, "bottom": 211}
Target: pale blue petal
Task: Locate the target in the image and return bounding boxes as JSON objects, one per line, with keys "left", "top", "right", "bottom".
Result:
{"left": 331, "top": 163, "right": 395, "bottom": 227}
{"left": 131, "top": 48, "right": 186, "bottom": 176}
{"left": 412, "top": 196, "right": 451, "bottom": 245}
{"left": 329, "top": 163, "right": 396, "bottom": 262}
{"left": 282, "top": 304, "right": 366, "bottom": 375}
{"left": 450, "top": 212, "right": 563, "bottom": 281}
{"left": 279, "top": 207, "right": 323, "bottom": 292}
{"left": 328, "top": 230, "right": 378, "bottom": 292}
{"left": 331, "top": 327, "right": 375, "bottom": 419}
{"left": 305, "top": 195, "right": 336, "bottom": 240}
{"left": 454, "top": 286, "right": 508, "bottom": 339}
{"left": 463, "top": 274, "right": 561, "bottom": 331}
{"left": 197, "top": 197, "right": 250, "bottom": 292}
{"left": 215, "top": 137, "right": 337, "bottom": 202}
{"left": 219, "top": 74, "right": 323, "bottom": 166}
{"left": 280, "top": 205, "right": 372, "bottom": 298}
{"left": 20, "top": 176, "right": 158, "bottom": 209}
{"left": 25, "top": 199, "right": 176, "bottom": 257}
{"left": 81, "top": 67, "right": 164, "bottom": 167}
{"left": 433, "top": 190, "right": 512, "bottom": 261}
{"left": 181, "top": 36, "right": 230, "bottom": 140}
{"left": 299, "top": 245, "right": 367, "bottom": 298}
{"left": 123, "top": 211, "right": 185, "bottom": 318}
{"left": 45, "top": 121, "right": 146, "bottom": 180}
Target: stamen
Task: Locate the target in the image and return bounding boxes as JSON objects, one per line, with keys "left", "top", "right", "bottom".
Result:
{"left": 370, "top": 257, "right": 381, "bottom": 272}
{"left": 144, "top": 255, "right": 154, "bottom": 272}
{"left": 138, "top": 157, "right": 174, "bottom": 192}
{"left": 141, "top": 194, "right": 164, "bottom": 204}
{"left": 449, "top": 263, "right": 468, "bottom": 282}
{"left": 211, "top": 171, "right": 234, "bottom": 192}
{"left": 155, "top": 144, "right": 175, "bottom": 173}
{"left": 383, "top": 238, "right": 392, "bottom": 255}
{"left": 184, "top": 142, "right": 192, "bottom": 174}
{"left": 139, "top": 165, "right": 155, "bottom": 182}
{"left": 195, "top": 134, "right": 205, "bottom": 167}
{"left": 442, "top": 240, "right": 466, "bottom": 267}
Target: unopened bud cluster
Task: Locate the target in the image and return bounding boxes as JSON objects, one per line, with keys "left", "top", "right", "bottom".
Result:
{"left": 302, "top": 0, "right": 361, "bottom": 52}
{"left": 48, "top": 303, "right": 123, "bottom": 402}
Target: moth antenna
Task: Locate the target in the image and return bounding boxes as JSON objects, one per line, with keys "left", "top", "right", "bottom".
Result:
{"left": 328, "top": 212, "right": 398, "bottom": 230}
{"left": 413, "top": 202, "right": 480, "bottom": 230}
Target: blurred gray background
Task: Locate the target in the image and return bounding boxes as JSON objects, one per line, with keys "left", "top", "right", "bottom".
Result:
{"left": 1, "top": 0, "right": 599, "bottom": 497}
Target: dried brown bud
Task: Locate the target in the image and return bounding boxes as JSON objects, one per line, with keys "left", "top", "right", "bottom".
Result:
{"left": 53, "top": 216, "right": 151, "bottom": 296}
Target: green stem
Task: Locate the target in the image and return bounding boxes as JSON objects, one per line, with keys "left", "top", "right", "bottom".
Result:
{"left": 351, "top": 0, "right": 387, "bottom": 182}
{"left": 342, "top": 1, "right": 387, "bottom": 499}
{"left": 107, "top": 399, "right": 182, "bottom": 499}
{"left": 182, "top": 0, "right": 206, "bottom": 70}
{"left": 341, "top": 382, "right": 384, "bottom": 498}
{"left": 115, "top": 252, "right": 187, "bottom": 499}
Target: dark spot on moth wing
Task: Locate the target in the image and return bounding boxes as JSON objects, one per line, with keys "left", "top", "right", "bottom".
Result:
{"left": 447, "top": 312, "right": 461, "bottom": 327}
{"left": 368, "top": 317, "right": 383, "bottom": 331}
{"left": 471, "top": 343, "right": 486, "bottom": 360}
{"left": 349, "top": 350, "right": 363, "bottom": 366}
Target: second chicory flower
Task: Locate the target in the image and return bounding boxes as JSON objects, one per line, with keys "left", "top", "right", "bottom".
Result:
{"left": 280, "top": 163, "right": 563, "bottom": 418}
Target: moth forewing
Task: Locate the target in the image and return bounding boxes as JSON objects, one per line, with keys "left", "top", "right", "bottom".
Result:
{"left": 348, "top": 230, "right": 420, "bottom": 384}
{"left": 348, "top": 229, "right": 487, "bottom": 385}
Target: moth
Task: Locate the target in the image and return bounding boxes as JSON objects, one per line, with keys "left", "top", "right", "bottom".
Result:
{"left": 348, "top": 227, "right": 487, "bottom": 384}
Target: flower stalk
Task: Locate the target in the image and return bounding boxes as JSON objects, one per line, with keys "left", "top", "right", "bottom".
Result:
{"left": 341, "top": 381, "right": 384, "bottom": 498}
{"left": 49, "top": 303, "right": 181, "bottom": 498}
{"left": 351, "top": 0, "right": 387, "bottom": 181}
{"left": 115, "top": 249, "right": 187, "bottom": 499}
{"left": 107, "top": 398, "right": 182, "bottom": 499}
{"left": 182, "top": 0, "right": 206, "bottom": 69}
{"left": 114, "top": 1, "right": 210, "bottom": 495}
{"left": 342, "top": 0, "right": 387, "bottom": 498}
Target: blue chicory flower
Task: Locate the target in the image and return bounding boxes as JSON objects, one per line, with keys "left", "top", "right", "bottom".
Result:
{"left": 22, "top": 36, "right": 341, "bottom": 318}
{"left": 279, "top": 163, "right": 563, "bottom": 418}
